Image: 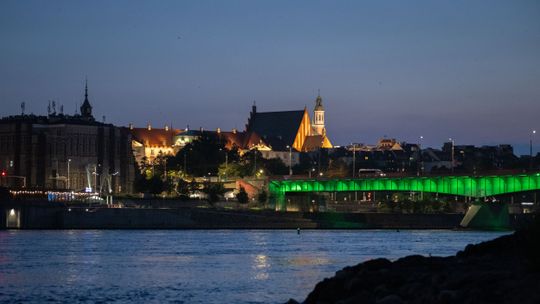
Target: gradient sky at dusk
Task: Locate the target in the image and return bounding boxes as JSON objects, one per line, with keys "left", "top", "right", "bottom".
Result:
{"left": 1, "top": 0, "right": 539, "bottom": 154}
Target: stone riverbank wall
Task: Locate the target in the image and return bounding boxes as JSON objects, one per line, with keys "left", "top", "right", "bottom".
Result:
{"left": 0, "top": 201, "right": 532, "bottom": 230}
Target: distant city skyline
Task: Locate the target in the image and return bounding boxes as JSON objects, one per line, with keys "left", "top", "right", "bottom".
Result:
{"left": 1, "top": 0, "right": 539, "bottom": 155}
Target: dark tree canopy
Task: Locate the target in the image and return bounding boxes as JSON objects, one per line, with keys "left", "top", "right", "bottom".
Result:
{"left": 236, "top": 186, "right": 249, "bottom": 204}
{"left": 170, "top": 133, "right": 239, "bottom": 176}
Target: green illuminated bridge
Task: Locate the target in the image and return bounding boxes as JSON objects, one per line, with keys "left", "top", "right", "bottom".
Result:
{"left": 269, "top": 172, "right": 540, "bottom": 199}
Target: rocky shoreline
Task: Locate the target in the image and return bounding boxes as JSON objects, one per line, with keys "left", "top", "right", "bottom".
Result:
{"left": 287, "top": 218, "right": 540, "bottom": 304}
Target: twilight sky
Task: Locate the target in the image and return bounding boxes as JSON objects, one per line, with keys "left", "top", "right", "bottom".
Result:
{"left": 1, "top": 0, "right": 539, "bottom": 154}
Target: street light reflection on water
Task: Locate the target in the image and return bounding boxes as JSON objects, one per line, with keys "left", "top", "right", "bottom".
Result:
{"left": 253, "top": 254, "right": 269, "bottom": 280}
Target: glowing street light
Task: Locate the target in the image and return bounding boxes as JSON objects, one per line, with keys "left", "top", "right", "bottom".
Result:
{"left": 449, "top": 138, "right": 455, "bottom": 174}
{"left": 67, "top": 158, "right": 71, "bottom": 190}
{"left": 531, "top": 130, "right": 537, "bottom": 170}
{"left": 418, "top": 136, "right": 424, "bottom": 176}
{"left": 286, "top": 145, "right": 293, "bottom": 176}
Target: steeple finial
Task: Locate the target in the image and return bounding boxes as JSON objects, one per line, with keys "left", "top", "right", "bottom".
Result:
{"left": 84, "top": 77, "right": 88, "bottom": 101}
{"left": 314, "top": 92, "right": 323, "bottom": 111}
{"left": 80, "top": 77, "right": 93, "bottom": 119}
{"left": 318, "top": 88, "right": 320, "bottom": 96}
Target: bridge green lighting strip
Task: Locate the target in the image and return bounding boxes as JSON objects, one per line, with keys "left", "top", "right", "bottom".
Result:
{"left": 269, "top": 172, "right": 540, "bottom": 199}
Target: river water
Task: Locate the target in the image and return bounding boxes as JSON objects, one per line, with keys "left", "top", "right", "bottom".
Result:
{"left": 0, "top": 230, "right": 508, "bottom": 303}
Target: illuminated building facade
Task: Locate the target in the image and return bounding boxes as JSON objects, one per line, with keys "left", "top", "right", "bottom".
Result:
{"left": 245, "top": 94, "right": 333, "bottom": 152}
{"left": 130, "top": 124, "right": 183, "bottom": 166}
{"left": 129, "top": 94, "right": 334, "bottom": 172}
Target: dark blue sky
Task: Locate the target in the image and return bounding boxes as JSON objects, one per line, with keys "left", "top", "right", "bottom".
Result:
{"left": 1, "top": 1, "right": 539, "bottom": 154}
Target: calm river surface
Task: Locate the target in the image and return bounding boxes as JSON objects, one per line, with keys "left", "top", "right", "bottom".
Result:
{"left": 0, "top": 230, "right": 509, "bottom": 303}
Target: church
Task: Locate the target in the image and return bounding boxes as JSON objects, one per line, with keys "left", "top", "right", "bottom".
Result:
{"left": 245, "top": 94, "right": 333, "bottom": 152}
{"left": 128, "top": 94, "right": 334, "bottom": 171}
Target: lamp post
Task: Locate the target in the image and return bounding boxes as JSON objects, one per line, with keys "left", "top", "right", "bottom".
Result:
{"left": 352, "top": 143, "right": 356, "bottom": 178}
{"left": 308, "top": 167, "right": 315, "bottom": 178}
{"left": 254, "top": 148, "right": 257, "bottom": 175}
{"left": 219, "top": 148, "right": 229, "bottom": 181}
{"left": 351, "top": 143, "right": 358, "bottom": 201}
{"left": 164, "top": 157, "right": 167, "bottom": 182}
{"left": 418, "top": 136, "right": 423, "bottom": 176}
{"left": 318, "top": 147, "right": 322, "bottom": 175}
{"left": 449, "top": 138, "right": 455, "bottom": 174}
{"left": 286, "top": 145, "right": 292, "bottom": 176}
{"left": 67, "top": 158, "right": 71, "bottom": 189}
{"left": 93, "top": 164, "right": 98, "bottom": 193}
{"left": 531, "top": 130, "right": 536, "bottom": 170}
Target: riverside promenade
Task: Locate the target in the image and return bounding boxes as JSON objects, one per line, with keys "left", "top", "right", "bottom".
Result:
{"left": 0, "top": 199, "right": 470, "bottom": 229}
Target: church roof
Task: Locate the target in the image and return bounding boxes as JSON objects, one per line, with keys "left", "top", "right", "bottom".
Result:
{"left": 302, "top": 135, "right": 324, "bottom": 152}
{"left": 220, "top": 131, "right": 267, "bottom": 150}
{"left": 246, "top": 110, "right": 305, "bottom": 149}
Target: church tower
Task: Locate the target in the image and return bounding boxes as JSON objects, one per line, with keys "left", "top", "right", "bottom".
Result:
{"left": 80, "top": 80, "right": 93, "bottom": 120}
{"left": 313, "top": 93, "right": 325, "bottom": 136}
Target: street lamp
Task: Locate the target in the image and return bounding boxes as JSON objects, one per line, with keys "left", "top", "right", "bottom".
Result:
{"left": 351, "top": 143, "right": 356, "bottom": 178}
{"left": 418, "top": 136, "right": 423, "bottom": 176}
{"left": 219, "top": 148, "right": 228, "bottom": 181}
{"left": 67, "top": 158, "right": 71, "bottom": 189}
{"left": 449, "top": 138, "right": 455, "bottom": 174}
{"left": 164, "top": 156, "right": 167, "bottom": 181}
{"left": 531, "top": 130, "right": 537, "bottom": 170}
{"left": 286, "top": 145, "right": 293, "bottom": 176}
{"left": 253, "top": 148, "right": 258, "bottom": 174}
{"left": 92, "top": 166, "right": 98, "bottom": 194}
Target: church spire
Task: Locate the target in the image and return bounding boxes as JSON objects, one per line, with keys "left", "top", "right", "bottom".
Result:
{"left": 314, "top": 92, "right": 324, "bottom": 111}
{"left": 80, "top": 78, "right": 93, "bottom": 119}
{"left": 84, "top": 78, "right": 88, "bottom": 102}
{"left": 313, "top": 92, "right": 325, "bottom": 136}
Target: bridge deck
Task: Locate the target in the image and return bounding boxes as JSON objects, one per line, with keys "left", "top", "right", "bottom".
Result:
{"left": 269, "top": 172, "right": 540, "bottom": 198}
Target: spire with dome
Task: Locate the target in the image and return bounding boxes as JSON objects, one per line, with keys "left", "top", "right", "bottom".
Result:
{"left": 314, "top": 89, "right": 324, "bottom": 111}
{"left": 312, "top": 90, "right": 325, "bottom": 135}
{"left": 80, "top": 79, "right": 93, "bottom": 119}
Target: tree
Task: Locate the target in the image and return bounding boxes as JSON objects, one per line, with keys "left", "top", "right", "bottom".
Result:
{"left": 202, "top": 182, "right": 225, "bottom": 205}
{"left": 170, "top": 133, "right": 233, "bottom": 176}
{"left": 148, "top": 175, "right": 165, "bottom": 195}
{"left": 189, "top": 179, "right": 199, "bottom": 196}
{"left": 134, "top": 174, "right": 165, "bottom": 196}
{"left": 257, "top": 190, "right": 268, "bottom": 205}
{"left": 176, "top": 179, "right": 190, "bottom": 199}
{"left": 237, "top": 149, "right": 262, "bottom": 176}
{"left": 218, "top": 162, "right": 245, "bottom": 179}
{"left": 134, "top": 174, "right": 148, "bottom": 193}
{"left": 236, "top": 186, "right": 249, "bottom": 204}
{"left": 293, "top": 153, "right": 314, "bottom": 174}
{"left": 326, "top": 159, "right": 348, "bottom": 178}
{"left": 262, "top": 158, "right": 288, "bottom": 176}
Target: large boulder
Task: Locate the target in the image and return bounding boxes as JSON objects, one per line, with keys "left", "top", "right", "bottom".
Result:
{"left": 293, "top": 219, "right": 540, "bottom": 304}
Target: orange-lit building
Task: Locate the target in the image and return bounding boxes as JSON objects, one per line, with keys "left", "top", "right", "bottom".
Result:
{"left": 130, "top": 94, "right": 333, "bottom": 170}
{"left": 245, "top": 94, "right": 333, "bottom": 152}
{"left": 130, "top": 124, "right": 182, "bottom": 166}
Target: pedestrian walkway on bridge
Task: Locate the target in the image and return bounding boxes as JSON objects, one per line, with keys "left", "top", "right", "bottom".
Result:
{"left": 269, "top": 172, "right": 540, "bottom": 199}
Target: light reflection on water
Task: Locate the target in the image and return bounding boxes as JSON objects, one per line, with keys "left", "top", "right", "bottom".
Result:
{"left": 0, "top": 229, "right": 509, "bottom": 303}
